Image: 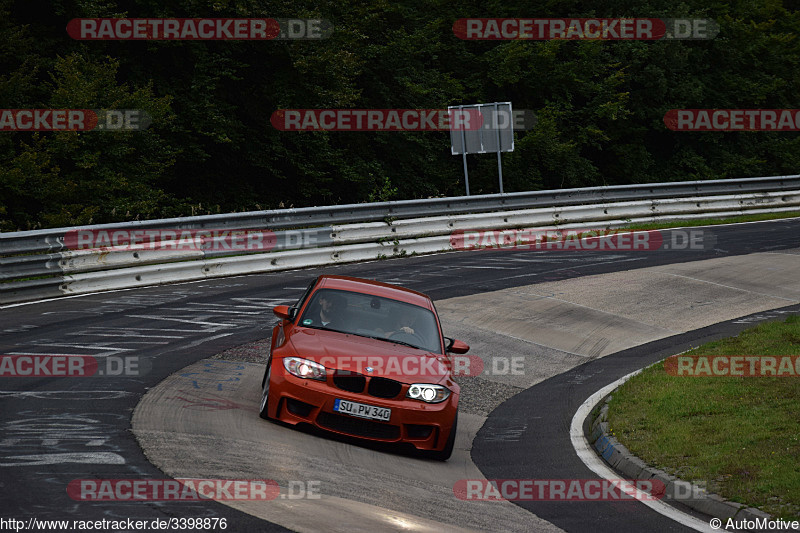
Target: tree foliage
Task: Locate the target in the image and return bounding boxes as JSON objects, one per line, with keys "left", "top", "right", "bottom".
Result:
{"left": 2, "top": 0, "right": 799, "bottom": 230}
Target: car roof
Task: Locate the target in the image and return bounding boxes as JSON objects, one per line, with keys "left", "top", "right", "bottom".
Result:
{"left": 315, "top": 275, "right": 433, "bottom": 309}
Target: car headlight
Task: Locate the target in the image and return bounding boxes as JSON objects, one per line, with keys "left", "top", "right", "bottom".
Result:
{"left": 406, "top": 384, "right": 450, "bottom": 403}
{"left": 283, "top": 357, "right": 326, "bottom": 381}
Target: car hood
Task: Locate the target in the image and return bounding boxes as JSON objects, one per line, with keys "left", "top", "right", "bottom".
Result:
{"left": 285, "top": 327, "right": 451, "bottom": 384}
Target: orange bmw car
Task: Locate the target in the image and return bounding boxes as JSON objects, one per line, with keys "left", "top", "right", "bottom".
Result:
{"left": 259, "top": 275, "right": 469, "bottom": 460}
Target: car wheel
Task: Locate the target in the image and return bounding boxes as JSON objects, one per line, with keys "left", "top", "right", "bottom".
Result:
{"left": 258, "top": 358, "right": 272, "bottom": 420}
{"left": 426, "top": 413, "right": 457, "bottom": 461}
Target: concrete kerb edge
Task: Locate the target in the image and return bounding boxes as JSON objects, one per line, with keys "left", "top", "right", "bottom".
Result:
{"left": 584, "top": 392, "right": 774, "bottom": 523}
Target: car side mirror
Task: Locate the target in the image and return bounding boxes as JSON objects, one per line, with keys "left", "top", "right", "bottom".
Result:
{"left": 273, "top": 305, "right": 291, "bottom": 321}
{"left": 445, "top": 337, "right": 470, "bottom": 354}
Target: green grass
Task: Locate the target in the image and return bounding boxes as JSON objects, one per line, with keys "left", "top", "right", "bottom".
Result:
{"left": 607, "top": 315, "right": 800, "bottom": 519}
{"left": 617, "top": 211, "right": 800, "bottom": 231}
{"left": 0, "top": 273, "right": 58, "bottom": 284}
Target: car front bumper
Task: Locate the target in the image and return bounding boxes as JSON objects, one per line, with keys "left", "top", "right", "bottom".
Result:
{"left": 267, "top": 368, "right": 458, "bottom": 452}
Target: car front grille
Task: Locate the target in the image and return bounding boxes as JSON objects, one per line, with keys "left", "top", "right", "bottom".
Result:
{"left": 316, "top": 411, "right": 400, "bottom": 440}
{"left": 367, "top": 376, "right": 403, "bottom": 399}
{"left": 331, "top": 371, "right": 403, "bottom": 400}
{"left": 332, "top": 371, "right": 366, "bottom": 393}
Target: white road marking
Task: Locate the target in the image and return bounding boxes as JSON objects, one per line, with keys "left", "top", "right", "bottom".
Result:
{"left": 66, "top": 332, "right": 184, "bottom": 339}
{"left": 126, "top": 315, "right": 236, "bottom": 327}
{"left": 26, "top": 343, "right": 133, "bottom": 357}
{"left": 230, "top": 297, "right": 289, "bottom": 307}
{"left": 502, "top": 257, "right": 646, "bottom": 280}
{"left": 0, "top": 391, "right": 134, "bottom": 399}
{"left": 166, "top": 307, "right": 265, "bottom": 315}
{"left": 84, "top": 326, "right": 206, "bottom": 333}
{"left": 184, "top": 302, "right": 267, "bottom": 309}
{"left": 657, "top": 272, "right": 798, "bottom": 302}
{"left": 57, "top": 338, "right": 171, "bottom": 345}
{"left": 456, "top": 265, "right": 519, "bottom": 270}
{"left": 0, "top": 452, "right": 125, "bottom": 466}
{"left": 178, "top": 333, "right": 234, "bottom": 349}
{"left": 3, "top": 352, "right": 93, "bottom": 356}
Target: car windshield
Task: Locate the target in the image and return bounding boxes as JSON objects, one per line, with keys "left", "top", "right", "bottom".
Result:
{"left": 298, "top": 288, "right": 442, "bottom": 353}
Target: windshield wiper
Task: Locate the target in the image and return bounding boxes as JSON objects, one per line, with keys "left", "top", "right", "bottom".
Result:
{"left": 385, "top": 338, "right": 422, "bottom": 349}
{"left": 307, "top": 327, "right": 425, "bottom": 350}
{"left": 306, "top": 324, "right": 351, "bottom": 335}
{"left": 356, "top": 334, "right": 422, "bottom": 350}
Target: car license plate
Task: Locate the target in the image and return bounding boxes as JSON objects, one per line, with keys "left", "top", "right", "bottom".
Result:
{"left": 333, "top": 399, "right": 391, "bottom": 422}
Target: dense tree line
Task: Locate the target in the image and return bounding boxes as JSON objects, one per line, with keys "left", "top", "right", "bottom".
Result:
{"left": 2, "top": 0, "right": 799, "bottom": 230}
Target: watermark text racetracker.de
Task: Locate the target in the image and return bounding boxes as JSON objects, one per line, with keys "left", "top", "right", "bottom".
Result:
{"left": 67, "top": 18, "right": 333, "bottom": 40}
{"left": 278, "top": 355, "right": 524, "bottom": 379}
{"left": 270, "top": 108, "right": 536, "bottom": 131}
{"left": 665, "top": 109, "right": 800, "bottom": 131}
{"left": 450, "top": 228, "right": 713, "bottom": 252}
{"left": 666, "top": 355, "right": 800, "bottom": 377}
{"left": 67, "top": 478, "right": 321, "bottom": 501}
{"left": 453, "top": 479, "right": 667, "bottom": 501}
{"left": 65, "top": 228, "right": 279, "bottom": 252}
{"left": 455, "top": 478, "right": 712, "bottom": 502}
{"left": 0, "top": 355, "right": 146, "bottom": 378}
{"left": 453, "top": 18, "right": 719, "bottom": 40}
{"left": 0, "top": 109, "right": 151, "bottom": 131}
{"left": 63, "top": 228, "right": 323, "bottom": 252}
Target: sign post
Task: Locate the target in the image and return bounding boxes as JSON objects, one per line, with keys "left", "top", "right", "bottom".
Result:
{"left": 449, "top": 102, "right": 514, "bottom": 196}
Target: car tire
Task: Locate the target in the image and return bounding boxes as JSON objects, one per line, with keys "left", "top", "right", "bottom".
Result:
{"left": 258, "top": 358, "right": 272, "bottom": 420}
{"left": 426, "top": 413, "right": 457, "bottom": 461}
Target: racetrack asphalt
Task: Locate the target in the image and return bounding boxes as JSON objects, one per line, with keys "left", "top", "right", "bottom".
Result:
{"left": 1, "top": 219, "right": 798, "bottom": 531}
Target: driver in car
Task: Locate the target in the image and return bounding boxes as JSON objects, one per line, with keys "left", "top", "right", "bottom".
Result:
{"left": 309, "top": 292, "right": 346, "bottom": 329}
{"left": 380, "top": 307, "right": 418, "bottom": 338}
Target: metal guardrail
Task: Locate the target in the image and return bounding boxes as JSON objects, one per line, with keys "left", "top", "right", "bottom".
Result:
{"left": 2, "top": 175, "right": 800, "bottom": 304}
{"left": 0, "top": 228, "right": 336, "bottom": 282}
{"left": 3, "top": 175, "right": 799, "bottom": 256}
